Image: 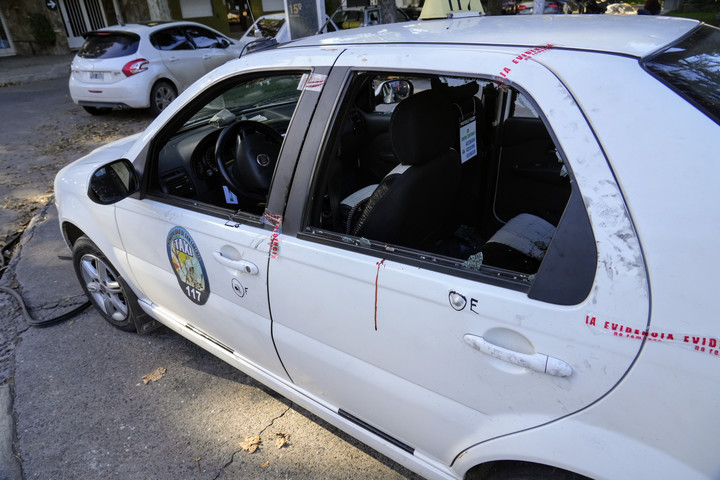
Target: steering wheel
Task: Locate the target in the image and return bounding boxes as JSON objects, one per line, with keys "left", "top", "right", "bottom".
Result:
{"left": 215, "top": 120, "right": 283, "bottom": 202}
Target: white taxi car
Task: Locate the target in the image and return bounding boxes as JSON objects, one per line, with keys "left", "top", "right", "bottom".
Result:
{"left": 55, "top": 12, "right": 720, "bottom": 480}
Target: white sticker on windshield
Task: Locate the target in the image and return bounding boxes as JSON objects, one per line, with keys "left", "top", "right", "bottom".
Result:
{"left": 460, "top": 117, "right": 477, "bottom": 163}
{"left": 301, "top": 73, "right": 327, "bottom": 92}
{"left": 223, "top": 185, "right": 238, "bottom": 204}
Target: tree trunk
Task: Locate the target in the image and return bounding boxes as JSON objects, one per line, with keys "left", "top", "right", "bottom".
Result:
{"left": 380, "top": 0, "right": 398, "bottom": 23}
{"left": 487, "top": 0, "right": 503, "bottom": 14}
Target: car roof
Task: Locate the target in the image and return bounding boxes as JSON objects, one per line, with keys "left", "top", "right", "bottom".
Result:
{"left": 96, "top": 21, "right": 210, "bottom": 35}
{"left": 286, "top": 15, "right": 701, "bottom": 58}
{"left": 255, "top": 13, "right": 286, "bottom": 20}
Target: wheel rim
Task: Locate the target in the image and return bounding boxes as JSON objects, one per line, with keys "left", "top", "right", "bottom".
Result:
{"left": 153, "top": 85, "right": 175, "bottom": 111}
{"left": 80, "top": 254, "right": 129, "bottom": 322}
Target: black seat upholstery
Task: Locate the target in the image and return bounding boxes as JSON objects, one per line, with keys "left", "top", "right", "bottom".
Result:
{"left": 432, "top": 80, "right": 486, "bottom": 224}
{"left": 351, "top": 90, "right": 462, "bottom": 250}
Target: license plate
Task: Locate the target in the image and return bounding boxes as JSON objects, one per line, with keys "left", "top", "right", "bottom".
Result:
{"left": 89, "top": 72, "right": 105, "bottom": 81}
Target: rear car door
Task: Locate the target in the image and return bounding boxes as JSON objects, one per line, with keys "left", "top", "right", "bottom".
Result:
{"left": 268, "top": 46, "right": 648, "bottom": 466}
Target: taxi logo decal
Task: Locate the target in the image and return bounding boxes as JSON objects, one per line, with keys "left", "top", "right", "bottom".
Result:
{"left": 167, "top": 227, "right": 210, "bottom": 305}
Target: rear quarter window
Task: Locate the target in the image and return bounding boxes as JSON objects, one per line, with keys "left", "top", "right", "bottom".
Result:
{"left": 643, "top": 24, "right": 720, "bottom": 125}
{"left": 78, "top": 32, "right": 140, "bottom": 59}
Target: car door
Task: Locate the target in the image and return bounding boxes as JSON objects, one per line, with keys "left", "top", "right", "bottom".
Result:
{"left": 269, "top": 46, "right": 648, "bottom": 466}
{"left": 112, "top": 55, "right": 337, "bottom": 379}
{"left": 182, "top": 25, "right": 235, "bottom": 72}
{"left": 150, "top": 26, "right": 205, "bottom": 91}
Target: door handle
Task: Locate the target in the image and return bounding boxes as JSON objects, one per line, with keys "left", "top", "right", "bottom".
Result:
{"left": 463, "top": 334, "right": 572, "bottom": 377}
{"left": 212, "top": 251, "right": 258, "bottom": 274}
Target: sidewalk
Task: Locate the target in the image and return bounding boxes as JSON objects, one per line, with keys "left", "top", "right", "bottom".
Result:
{"left": 0, "top": 52, "right": 77, "bottom": 480}
{"left": 0, "top": 202, "right": 87, "bottom": 480}
{"left": 0, "top": 53, "right": 74, "bottom": 86}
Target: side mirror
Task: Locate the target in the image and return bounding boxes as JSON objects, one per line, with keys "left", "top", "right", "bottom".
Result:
{"left": 374, "top": 80, "right": 413, "bottom": 105}
{"left": 218, "top": 37, "right": 231, "bottom": 49}
{"left": 88, "top": 159, "right": 139, "bottom": 205}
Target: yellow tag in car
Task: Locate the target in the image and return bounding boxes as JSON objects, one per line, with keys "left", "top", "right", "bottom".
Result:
{"left": 420, "top": 0, "right": 485, "bottom": 19}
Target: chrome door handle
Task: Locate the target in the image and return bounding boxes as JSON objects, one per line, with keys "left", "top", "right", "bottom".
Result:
{"left": 212, "top": 251, "right": 259, "bottom": 274}
{"left": 463, "top": 334, "right": 572, "bottom": 377}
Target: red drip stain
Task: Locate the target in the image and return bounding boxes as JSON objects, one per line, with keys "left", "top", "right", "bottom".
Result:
{"left": 374, "top": 259, "right": 386, "bottom": 331}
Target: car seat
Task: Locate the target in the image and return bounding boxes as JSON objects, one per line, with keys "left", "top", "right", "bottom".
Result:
{"left": 347, "top": 90, "right": 462, "bottom": 250}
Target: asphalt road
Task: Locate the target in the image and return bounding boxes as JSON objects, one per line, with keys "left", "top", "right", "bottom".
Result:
{"left": 0, "top": 78, "right": 420, "bottom": 479}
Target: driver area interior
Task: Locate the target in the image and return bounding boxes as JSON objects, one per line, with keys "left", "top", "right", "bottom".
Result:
{"left": 149, "top": 73, "right": 304, "bottom": 216}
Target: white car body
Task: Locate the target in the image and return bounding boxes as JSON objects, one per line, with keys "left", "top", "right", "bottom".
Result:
{"left": 55, "top": 14, "right": 720, "bottom": 480}
{"left": 68, "top": 21, "right": 242, "bottom": 114}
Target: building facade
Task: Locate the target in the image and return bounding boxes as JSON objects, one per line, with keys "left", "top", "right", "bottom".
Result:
{"left": 0, "top": 0, "right": 246, "bottom": 57}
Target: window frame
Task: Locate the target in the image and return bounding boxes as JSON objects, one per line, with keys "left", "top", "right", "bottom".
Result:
{"left": 290, "top": 66, "right": 597, "bottom": 304}
{"left": 139, "top": 68, "right": 317, "bottom": 228}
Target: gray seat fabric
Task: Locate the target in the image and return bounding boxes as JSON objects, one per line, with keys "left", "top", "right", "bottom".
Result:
{"left": 480, "top": 213, "right": 556, "bottom": 274}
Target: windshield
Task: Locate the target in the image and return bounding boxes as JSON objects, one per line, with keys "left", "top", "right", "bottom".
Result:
{"left": 78, "top": 32, "right": 140, "bottom": 59}
{"left": 332, "top": 10, "right": 365, "bottom": 29}
{"left": 185, "top": 74, "right": 305, "bottom": 127}
{"left": 250, "top": 17, "right": 285, "bottom": 38}
{"left": 643, "top": 24, "right": 720, "bottom": 125}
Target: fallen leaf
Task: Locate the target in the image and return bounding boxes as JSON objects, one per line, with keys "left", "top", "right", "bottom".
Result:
{"left": 275, "top": 432, "right": 290, "bottom": 449}
{"left": 142, "top": 367, "right": 166, "bottom": 384}
{"left": 240, "top": 435, "right": 261, "bottom": 453}
{"left": 261, "top": 460, "right": 269, "bottom": 468}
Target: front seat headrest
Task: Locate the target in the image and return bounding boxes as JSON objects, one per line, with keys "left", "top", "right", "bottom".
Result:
{"left": 390, "top": 90, "right": 456, "bottom": 166}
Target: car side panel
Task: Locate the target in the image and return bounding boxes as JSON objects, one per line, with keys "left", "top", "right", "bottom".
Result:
{"left": 270, "top": 46, "right": 648, "bottom": 467}
{"left": 535, "top": 50, "right": 720, "bottom": 479}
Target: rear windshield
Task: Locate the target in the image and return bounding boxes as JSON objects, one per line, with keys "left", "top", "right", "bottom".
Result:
{"left": 643, "top": 24, "right": 720, "bottom": 125}
{"left": 78, "top": 32, "right": 140, "bottom": 59}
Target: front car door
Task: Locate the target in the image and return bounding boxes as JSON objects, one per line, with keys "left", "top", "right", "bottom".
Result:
{"left": 113, "top": 49, "right": 340, "bottom": 379}
{"left": 181, "top": 25, "right": 237, "bottom": 72}
{"left": 269, "top": 45, "right": 648, "bottom": 471}
{"left": 150, "top": 26, "right": 205, "bottom": 92}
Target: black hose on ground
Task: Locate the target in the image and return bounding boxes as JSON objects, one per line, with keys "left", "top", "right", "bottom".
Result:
{"left": 0, "top": 285, "right": 91, "bottom": 327}
{"left": 0, "top": 235, "right": 92, "bottom": 327}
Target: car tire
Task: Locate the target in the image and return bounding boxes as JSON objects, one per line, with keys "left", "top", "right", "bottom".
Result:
{"left": 72, "top": 236, "right": 139, "bottom": 332}
{"left": 483, "top": 462, "right": 588, "bottom": 480}
{"left": 150, "top": 80, "right": 177, "bottom": 116}
{"left": 83, "top": 106, "right": 112, "bottom": 115}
